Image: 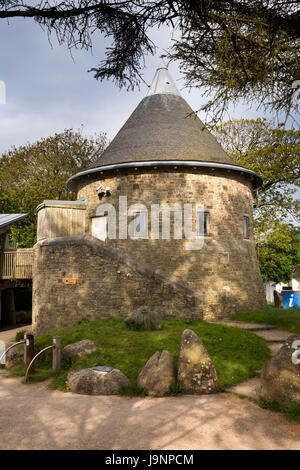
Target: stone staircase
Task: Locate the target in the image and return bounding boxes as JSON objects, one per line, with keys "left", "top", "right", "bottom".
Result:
{"left": 209, "top": 320, "right": 291, "bottom": 400}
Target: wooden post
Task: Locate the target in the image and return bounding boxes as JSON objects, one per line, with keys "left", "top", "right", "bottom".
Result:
{"left": 25, "top": 333, "right": 34, "bottom": 374}
{"left": 24, "top": 332, "right": 27, "bottom": 365}
{"left": 52, "top": 336, "right": 61, "bottom": 374}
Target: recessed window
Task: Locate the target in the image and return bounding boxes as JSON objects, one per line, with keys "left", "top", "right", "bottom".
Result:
{"left": 244, "top": 216, "right": 250, "bottom": 239}
{"left": 133, "top": 212, "right": 147, "bottom": 238}
{"left": 197, "top": 211, "right": 209, "bottom": 236}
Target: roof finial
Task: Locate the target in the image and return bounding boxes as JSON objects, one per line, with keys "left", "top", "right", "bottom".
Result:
{"left": 146, "top": 59, "right": 180, "bottom": 97}
{"left": 158, "top": 56, "right": 168, "bottom": 70}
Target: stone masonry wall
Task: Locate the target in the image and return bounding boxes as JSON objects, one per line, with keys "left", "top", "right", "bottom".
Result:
{"left": 76, "top": 167, "right": 267, "bottom": 319}
{"left": 32, "top": 235, "right": 202, "bottom": 334}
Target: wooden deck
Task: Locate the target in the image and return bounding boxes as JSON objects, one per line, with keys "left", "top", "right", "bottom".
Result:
{"left": 0, "top": 249, "right": 33, "bottom": 279}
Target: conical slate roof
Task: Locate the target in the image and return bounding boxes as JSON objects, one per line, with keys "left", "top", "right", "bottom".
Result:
{"left": 67, "top": 61, "right": 262, "bottom": 190}
{"left": 90, "top": 61, "right": 235, "bottom": 169}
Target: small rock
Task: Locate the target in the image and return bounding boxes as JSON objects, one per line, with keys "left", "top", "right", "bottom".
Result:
{"left": 67, "top": 367, "right": 130, "bottom": 395}
{"left": 177, "top": 329, "right": 219, "bottom": 394}
{"left": 62, "top": 340, "right": 96, "bottom": 361}
{"left": 6, "top": 348, "right": 24, "bottom": 368}
{"left": 125, "top": 306, "right": 162, "bottom": 329}
{"left": 137, "top": 350, "right": 176, "bottom": 396}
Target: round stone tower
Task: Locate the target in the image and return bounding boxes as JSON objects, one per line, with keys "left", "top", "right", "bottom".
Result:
{"left": 67, "top": 61, "right": 267, "bottom": 319}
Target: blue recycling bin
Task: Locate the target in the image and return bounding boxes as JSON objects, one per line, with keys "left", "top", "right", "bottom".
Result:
{"left": 282, "top": 291, "right": 300, "bottom": 309}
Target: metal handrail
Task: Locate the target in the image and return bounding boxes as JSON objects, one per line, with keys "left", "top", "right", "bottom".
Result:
{"left": 24, "top": 345, "right": 54, "bottom": 383}
{"left": 0, "top": 340, "right": 25, "bottom": 364}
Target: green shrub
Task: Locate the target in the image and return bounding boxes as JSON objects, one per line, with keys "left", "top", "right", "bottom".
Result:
{"left": 15, "top": 330, "right": 27, "bottom": 342}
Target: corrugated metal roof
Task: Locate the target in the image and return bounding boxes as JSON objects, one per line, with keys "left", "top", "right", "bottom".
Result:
{"left": 0, "top": 213, "right": 28, "bottom": 229}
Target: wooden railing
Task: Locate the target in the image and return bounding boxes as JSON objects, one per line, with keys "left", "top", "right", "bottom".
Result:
{"left": 0, "top": 249, "right": 33, "bottom": 279}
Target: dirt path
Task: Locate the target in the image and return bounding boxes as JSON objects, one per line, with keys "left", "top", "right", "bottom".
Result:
{"left": 0, "top": 374, "right": 300, "bottom": 450}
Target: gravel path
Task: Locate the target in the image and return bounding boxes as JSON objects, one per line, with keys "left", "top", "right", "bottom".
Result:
{"left": 0, "top": 374, "right": 300, "bottom": 450}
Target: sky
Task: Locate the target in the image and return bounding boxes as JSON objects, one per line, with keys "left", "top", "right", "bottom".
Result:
{"left": 0, "top": 17, "right": 277, "bottom": 155}
{"left": 0, "top": 15, "right": 299, "bottom": 221}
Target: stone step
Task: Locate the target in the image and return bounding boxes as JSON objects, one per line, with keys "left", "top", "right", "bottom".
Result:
{"left": 223, "top": 322, "right": 295, "bottom": 402}
{"left": 254, "top": 330, "right": 291, "bottom": 343}
{"left": 227, "top": 342, "right": 286, "bottom": 399}
{"left": 226, "top": 377, "right": 261, "bottom": 400}
{"left": 208, "top": 321, "right": 277, "bottom": 331}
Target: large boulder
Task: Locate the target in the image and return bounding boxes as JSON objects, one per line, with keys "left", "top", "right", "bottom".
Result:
{"left": 260, "top": 334, "right": 300, "bottom": 407}
{"left": 178, "top": 329, "right": 219, "bottom": 394}
{"left": 67, "top": 366, "right": 130, "bottom": 395}
{"left": 137, "top": 350, "right": 176, "bottom": 396}
{"left": 274, "top": 290, "right": 283, "bottom": 308}
{"left": 5, "top": 348, "right": 24, "bottom": 368}
{"left": 62, "top": 340, "right": 96, "bottom": 361}
{"left": 125, "top": 306, "right": 162, "bottom": 329}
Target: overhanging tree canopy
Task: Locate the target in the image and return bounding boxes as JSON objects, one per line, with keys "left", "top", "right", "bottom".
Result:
{"left": 213, "top": 118, "right": 300, "bottom": 282}
{"left": 1, "top": 1, "right": 299, "bottom": 117}
{"left": 213, "top": 118, "right": 300, "bottom": 226}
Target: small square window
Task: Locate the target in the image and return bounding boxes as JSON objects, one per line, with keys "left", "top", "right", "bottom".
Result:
{"left": 244, "top": 216, "right": 250, "bottom": 239}
{"left": 197, "top": 211, "right": 209, "bottom": 236}
{"left": 134, "top": 212, "right": 147, "bottom": 238}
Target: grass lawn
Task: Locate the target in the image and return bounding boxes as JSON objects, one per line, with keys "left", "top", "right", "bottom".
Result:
{"left": 232, "top": 307, "right": 300, "bottom": 334}
{"left": 256, "top": 398, "right": 300, "bottom": 424}
{"left": 9, "top": 317, "right": 269, "bottom": 395}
